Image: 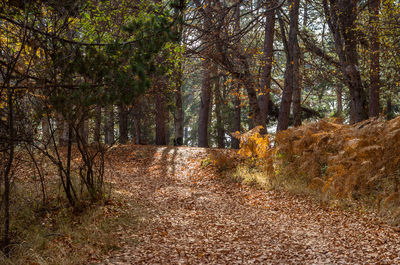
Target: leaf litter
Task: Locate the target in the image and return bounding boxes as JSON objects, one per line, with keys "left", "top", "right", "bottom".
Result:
{"left": 100, "top": 145, "right": 400, "bottom": 264}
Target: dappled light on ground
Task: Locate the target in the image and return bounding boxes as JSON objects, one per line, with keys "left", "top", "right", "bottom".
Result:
{"left": 100, "top": 145, "right": 400, "bottom": 264}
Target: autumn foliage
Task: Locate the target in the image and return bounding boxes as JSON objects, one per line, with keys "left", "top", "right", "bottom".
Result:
{"left": 235, "top": 117, "right": 400, "bottom": 209}
{"left": 232, "top": 126, "right": 275, "bottom": 174}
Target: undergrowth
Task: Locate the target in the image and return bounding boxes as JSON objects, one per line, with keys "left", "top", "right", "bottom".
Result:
{"left": 211, "top": 117, "right": 400, "bottom": 225}
{"left": 0, "top": 179, "right": 141, "bottom": 265}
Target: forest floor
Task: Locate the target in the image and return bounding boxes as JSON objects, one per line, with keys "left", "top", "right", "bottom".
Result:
{"left": 99, "top": 145, "right": 400, "bottom": 264}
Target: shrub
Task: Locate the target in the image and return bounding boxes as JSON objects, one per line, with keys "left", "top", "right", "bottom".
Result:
{"left": 234, "top": 117, "right": 400, "bottom": 214}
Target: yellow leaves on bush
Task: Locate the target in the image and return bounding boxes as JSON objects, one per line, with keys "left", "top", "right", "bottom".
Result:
{"left": 236, "top": 116, "right": 400, "bottom": 209}
{"left": 234, "top": 126, "right": 275, "bottom": 175}
{"left": 235, "top": 126, "right": 270, "bottom": 158}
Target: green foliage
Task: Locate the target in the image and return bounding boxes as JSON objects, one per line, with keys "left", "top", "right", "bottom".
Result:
{"left": 45, "top": 1, "right": 184, "bottom": 111}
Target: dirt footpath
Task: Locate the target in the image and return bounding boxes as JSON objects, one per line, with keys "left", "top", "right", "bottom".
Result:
{"left": 100, "top": 145, "right": 400, "bottom": 264}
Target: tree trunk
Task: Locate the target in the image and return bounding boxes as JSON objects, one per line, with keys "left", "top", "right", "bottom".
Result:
{"left": 174, "top": 72, "right": 184, "bottom": 146}
{"left": 193, "top": 0, "right": 265, "bottom": 128}
{"left": 231, "top": 87, "right": 241, "bottom": 149}
{"left": 277, "top": 0, "right": 300, "bottom": 131}
{"left": 293, "top": 0, "right": 309, "bottom": 127}
{"left": 155, "top": 84, "right": 167, "bottom": 145}
{"left": 64, "top": 124, "right": 76, "bottom": 206}
{"left": 78, "top": 118, "right": 89, "bottom": 145}
{"left": 303, "top": 0, "right": 309, "bottom": 26}
{"left": 184, "top": 127, "right": 189, "bottom": 144}
{"left": 336, "top": 85, "right": 343, "bottom": 116}
{"left": 342, "top": 4, "right": 368, "bottom": 123}
{"left": 238, "top": 72, "right": 264, "bottom": 128}
{"left": 133, "top": 113, "right": 141, "bottom": 145}
{"left": 165, "top": 122, "right": 171, "bottom": 145}
{"left": 2, "top": 85, "right": 14, "bottom": 253}
{"left": 386, "top": 96, "right": 393, "bottom": 120}
{"left": 292, "top": 41, "right": 302, "bottom": 127}
{"left": 234, "top": 0, "right": 259, "bottom": 130}
{"left": 84, "top": 119, "right": 89, "bottom": 145}
{"left": 369, "top": 0, "right": 380, "bottom": 117}
{"left": 104, "top": 105, "right": 114, "bottom": 145}
{"left": 198, "top": 58, "right": 212, "bottom": 147}
{"left": 57, "top": 115, "right": 69, "bottom": 146}
{"left": 213, "top": 67, "right": 225, "bottom": 148}
{"left": 94, "top": 105, "right": 101, "bottom": 143}
{"left": 41, "top": 116, "right": 50, "bottom": 142}
{"left": 259, "top": 1, "right": 276, "bottom": 126}
{"left": 324, "top": 0, "right": 368, "bottom": 123}
{"left": 118, "top": 104, "right": 128, "bottom": 144}
{"left": 233, "top": 2, "right": 265, "bottom": 129}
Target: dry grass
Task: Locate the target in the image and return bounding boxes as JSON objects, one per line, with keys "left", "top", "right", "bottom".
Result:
{"left": 0, "top": 174, "right": 141, "bottom": 265}
{"left": 227, "top": 164, "right": 270, "bottom": 189}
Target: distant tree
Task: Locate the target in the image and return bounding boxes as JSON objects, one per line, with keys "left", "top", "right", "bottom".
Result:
{"left": 277, "top": 0, "right": 301, "bottom": 131}
{"left": 323, "top": 0, "right": 368, "bottom": 123}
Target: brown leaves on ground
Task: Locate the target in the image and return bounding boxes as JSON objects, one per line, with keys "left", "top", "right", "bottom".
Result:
{"left": 99, "top": 145, "right": 400, "bottom": 264}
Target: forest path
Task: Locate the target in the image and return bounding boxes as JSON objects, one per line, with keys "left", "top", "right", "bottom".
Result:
{"left": 101, "top": 145, "right": 400, "bottom": 264}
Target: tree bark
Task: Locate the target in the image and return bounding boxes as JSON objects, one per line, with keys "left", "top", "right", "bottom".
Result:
{"left": 303, "top": 0, "right": 309, "bottom": 26}
{"left": 231, "top": 86, "right": 241, "bottom": 149}
{"left": 293, "top": 0, "right": 310, "bottom": 127}
{"left": 129, "top": 101, "right": 140, "bottom": 144}
{"left": 184, "top": 127, "right": 188, "bottom": 144}
{"left": 155, "top": 83, "right": 167, "bottom": 145}
{"left": 94, "top": 105, "right": 101, "bottom": 143}
{"left": 78, "top": 118, "right": 89, "bottom": 145}
{"left": 341, "top": 1, "right": 368, "bottom": 123}
{"left": 292, "top": 39, "right": 302, "bottom": 127}
{"left": 118, "top": 104, "right": 128, "bottom": 144}
{"left": 133, "top": 111, "right": 141, "bottom": 145}
{"left": 336, "top": 85, "right": 343, "bottom": 116}
{"left": 369, "top": 0, "right": 380, "bottom": 117}
{"left": 2, "top": 84, "right": 14, "bottom": 252}
{"left": 213, "top": 67, "right": 225, "bottom": 148}
{"left": 386, "top": 96, "right": 393, "bottom": 120}
{"left": 41, "top": 115, "right": 50, "bottom": 142}
{"left": 193, "top": 0, "right": 265, "bottom": 128}
{"left": 259, "top": 1, "right": 276, "bottom": 126}
{"left": 174, "top": 72, "right": 184, "bottom": 146}
{"left": 323, "top": 0, "right": 368, "bottom": 123}
{"left": 104, "top": 105, "right": 114, "bottom": 145}
{"left": 57, "top": 114, "right": 69, "bottom": 146}
{"left": 233, "top": 2, "right": 265, "bottom": 129}
{"left": 292, "top": 42, "right": 302, "bottom": 126}
{"left": 84, "top": 120, "right": 89, "bottom": 145}
{"left": 277, "top": 0, "right": 300, "bottom": 131}
{"left": 198, "top": 58, "right": 212, "bottom": 147}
